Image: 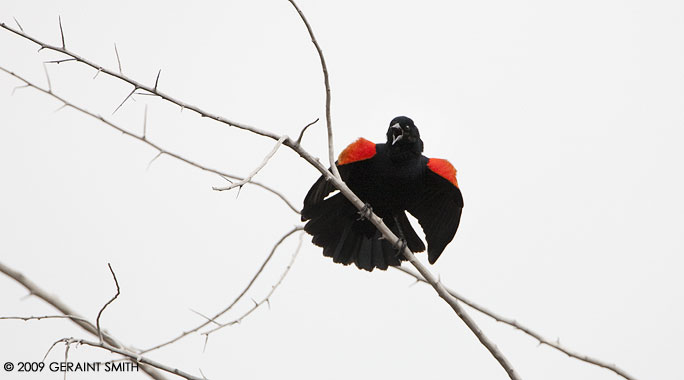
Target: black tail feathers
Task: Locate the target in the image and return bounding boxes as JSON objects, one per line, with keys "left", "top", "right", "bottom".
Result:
{"left": 303, "top": 194, "right": 425, "bottom": 271}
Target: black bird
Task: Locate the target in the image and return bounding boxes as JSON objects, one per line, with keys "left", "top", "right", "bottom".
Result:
{"left": 301, "top": 116, "right": 463, "bottom": 271}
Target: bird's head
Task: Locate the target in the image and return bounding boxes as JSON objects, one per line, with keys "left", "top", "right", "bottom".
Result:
{"left": 386, "top": 116, "right": 424, "bottom": 158}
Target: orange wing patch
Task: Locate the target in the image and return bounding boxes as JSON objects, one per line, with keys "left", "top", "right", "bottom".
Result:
{"left": 427, "top": 158, "right": 459, "bottom": 188}
{"left": 338, "top": 138, "right": 376, "bottom": 165}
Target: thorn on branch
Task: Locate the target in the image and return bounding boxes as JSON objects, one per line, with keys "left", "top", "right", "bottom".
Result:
{"left": 19, "top": 291, "right": 33, "bottom": 301}
{"left": 188, "top": 308, "right": 220, "bottom": 326}
{"left": 58, "top": 16, "right": 66, "bottom": 49}
{"left": 113, "top": 87, "right": 136, "bottom": 114}
{"left": 212, "top": 135, "right": 287, "bottom": 192}
{"left": 44, "top": 58, "right": 77, "bottom": 64}
{"left": 42, "top": 63, "right": 52, "bottom": 93}
{"left": 13, "top": 17, "right": 24, "bottom": 33}
{"left": 296, "top": 117, "right": 319, "bottom": 145}
{"left": 147, "top": 151, "right": 164, "bottom": 170}
{"left": 114, "top": 43, "right": 123, "bottom": 75}
{"left": 142, "top": 105, "right": 148, "bottom": 139}
{"left": 54, "top": 103, "right": 68, "bottom": 113}
{"left": 202, "top": 336, "right": 209, "bottom": 354}
{"left": 154, "top": 69, "right": 161, "bottom": 92}
{"left": 11, "top": 84, "right": 30, "bottom": 95}
{"left": 93, "top": 67, "right": 102, "bottom": 80}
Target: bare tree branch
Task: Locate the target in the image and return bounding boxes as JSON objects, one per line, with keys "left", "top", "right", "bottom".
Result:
{"left": 0, "top": 314, "right": 92, "bottom": 324}
{"left": 394, "top": 266, "right": 637, "bottom": 380}
{"left": 0, "top": 261, "right": 170, "bottom": 380}
{"left": 296, "top": 118, "right": 319, "bottom": 145}
{"left": 55, "top": 338, "right": 205, "bottom": 380}
{"left": 96, "top": 263, "right": 120, "bottom": 343}
{"left": 0, "top": 22, "right": 520, "bottom": 378}
{"left": 140, "top": 226, "right": 304, "bottom": 354}
{"left": 212, "top": 135, "right": 287, "bottom": 191}
{"left": 202, "top": 231, "right": 303, "bottom": 338}
{"left": 0, "top": 15, "right": 638, "bottom": 380}
{"left": 286, "top": 0, "right": 341, "bottom": 180}
{"left": 0, "top": 23, "right": 286, "bottom": 142}
{"left": 0, "top": 65, "right": 300, "bottom": 214}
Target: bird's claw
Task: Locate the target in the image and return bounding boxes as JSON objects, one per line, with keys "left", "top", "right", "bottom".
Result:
{"left": 357, "top": 203, "right": 373, "bottom": 221}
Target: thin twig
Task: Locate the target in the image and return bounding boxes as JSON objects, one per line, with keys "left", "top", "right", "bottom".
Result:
{"left": 42, "top": 62, "right": 51, "bottom": 92}
{"left": 0, "top": 261, "right": 169, "bottom": 380}
{"left": 96, "top": 263, "right": 120, "bottom": 343}
{"left": 113, "top": 87, "right": 136, "bottom": 114}
{"left": 13, "top": 17, "right": 24, "bottom": 33}
{"left": 286, "top": 0, "right": 340, "bottom": 180}
{"left": 296, "top": 118, "right": 318, "bottom": 145}
{"left": 140, "top": 226, "right": 303, "bottom": 354}
{"left": 212, "top": 136, "right": 287, "bottom": 191}
{"left": 61, "top": 338, "right": 205, "bottom": 380}
{"left": 143, "top": 104, "right": 148, "bottom": 138}
{"left": 63, "top": 340, "right": 71, "bottom": 380}
{"left": 0, "top": 65, "right": 300, "bottom": 214}
{"left": 188, "top": 309, "right": 221, "bottom": 327}
{"left": 58, "top": 16, "right": 65, "bottom": 49}
{"left": 154, "top": 69, "right": 161, "bottom": 91}
{"left": 114, "top": 43, "right": 122, "bottom": 74}
{"left": 0, "top": 23, "right": 282, "bottom": 141}
{"left": 44, "top": 58, "right": 77, "bottom": 64}
{"left": 393, "top": 266, "right": 638, "bottom": 380}
{"left": 0, "top": 314, "right": 92, "bottom": 324}
{"left": 11, "top": 84, "right": 29, "bottom": 95}
{"left": 201, "top": 232, "right": 303, "bottom": 338}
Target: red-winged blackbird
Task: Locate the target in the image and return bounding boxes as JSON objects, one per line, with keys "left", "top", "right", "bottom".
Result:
{"left": 301, "top": 116, "right": 463, "bottom": 271}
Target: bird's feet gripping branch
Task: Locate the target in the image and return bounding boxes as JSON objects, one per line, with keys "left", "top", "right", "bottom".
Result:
{"left": 301, "top": 116, "right": 463, "bottom": 271}
{"left": 357, "top": 203, "right": 373, "bottom": 221}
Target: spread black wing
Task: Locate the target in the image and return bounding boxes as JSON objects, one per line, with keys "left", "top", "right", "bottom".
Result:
{"left": 407, "top": 169, "right": 463, "bottom": 263}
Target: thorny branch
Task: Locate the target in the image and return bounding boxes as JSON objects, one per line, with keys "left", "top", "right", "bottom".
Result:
{"left": 55, "top": 338, "right": 205, "bottom": 380}
{"left": 0, "top": 66, "right": 300, "bottom": 214}
{"left": 0, "top": 17, "right": 508, "bottom": 380}
{"left": 212, "top": 135, "right": 287, "bottom": 192}
{"left": 0, "top": 7, "right": 639, "bottom": 380}
{"left": 286, "top": 0, "right": 340, "bottom": 180}
{"left": 0, "top": 315, "right": 92, "bottom": 324}
{"left": 202, "top": 232, "right": 303, "bottom": 339}
{"left": 0, "top": 261, "right": 170, "bottom": 380}
{"left": 140, "top": 226, "right": 304, "bottom": 354}
{"left": 0, "top": 21, "right": 521, "bottom": 378}
{"left": 394, "top": 266, "right": 637, "bottom": 380}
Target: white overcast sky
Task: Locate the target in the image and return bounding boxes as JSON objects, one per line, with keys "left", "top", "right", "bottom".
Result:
{"left": 1, "top": 1, "right": 683, "bottom": 380}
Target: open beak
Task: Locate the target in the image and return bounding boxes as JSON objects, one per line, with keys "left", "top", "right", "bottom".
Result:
{"left": 390, "top": 123, "right": 403, "bottom": 145}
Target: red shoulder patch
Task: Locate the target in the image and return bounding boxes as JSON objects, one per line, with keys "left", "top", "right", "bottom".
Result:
{"left": 427, "top": 158, "right": 459, "bottom": 188}
{"left": 338, "top": 138, "right": 376, "bottom": 165}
